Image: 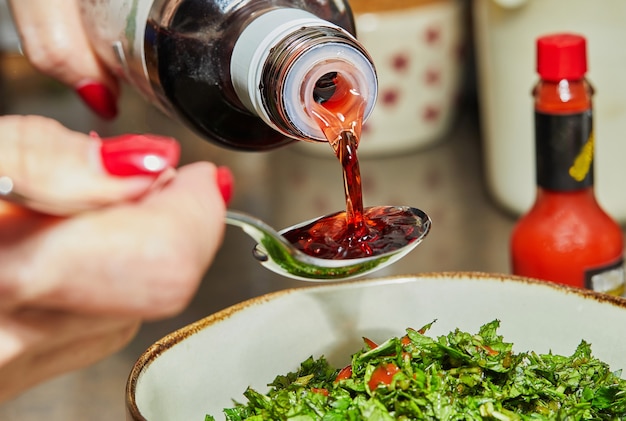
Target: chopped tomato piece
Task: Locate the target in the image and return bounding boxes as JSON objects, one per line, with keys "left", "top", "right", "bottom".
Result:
{"left": 311, "top": 388, "right": 329, "bottom": 396}
{"left": 482, "top": 345, "right": 499, "bottom": 356}
{"left": 335, "top": 365, "right": 353, "bottom": 383}
{"left": 363, "top": 337, "right": 378, "bottom": 349}
{"left": 368, "top": 362, "right": 401, "bottom": 391}
{"left": 401, "top": 335, "right": 411, "bottom": 346}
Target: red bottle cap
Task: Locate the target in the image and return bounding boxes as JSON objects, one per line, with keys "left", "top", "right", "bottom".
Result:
{"left": 536, "top": 33, "right": 587, "bottom": 81}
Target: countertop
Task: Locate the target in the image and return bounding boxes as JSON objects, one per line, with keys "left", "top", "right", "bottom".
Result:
{"left": 0, "top": 55, "right": 516, "bottom": 420}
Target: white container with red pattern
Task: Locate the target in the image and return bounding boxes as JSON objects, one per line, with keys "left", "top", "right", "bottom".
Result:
{"left": 297, "top": 0, "right": 467, "bottom": 157}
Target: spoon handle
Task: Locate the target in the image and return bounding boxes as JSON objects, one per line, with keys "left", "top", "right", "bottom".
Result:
{"left": 0, "top": 176, "right": 97, "bottom": 215}
{"left": 225, "top": 210, "right": 292, "bottom": 249}
{"left": 0, "top": 179, "right": 278, "bottom": 244}
{"left": 0, "top": 172, "right": 171, "bottom": 216}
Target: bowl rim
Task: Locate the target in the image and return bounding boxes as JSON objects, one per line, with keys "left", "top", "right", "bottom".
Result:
{"left": 125, "top": 271, "right": 626, "bottom": 420}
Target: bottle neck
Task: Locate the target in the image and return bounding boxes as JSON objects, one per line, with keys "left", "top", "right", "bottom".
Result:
{"left": 533, "top": 78, "right": 593, "bottom": 113}
{"left": 534, "top": 77, "right": 595, "bottom": 191}
{"left": 230, "top": 8, "right": 377, "bottom": 142}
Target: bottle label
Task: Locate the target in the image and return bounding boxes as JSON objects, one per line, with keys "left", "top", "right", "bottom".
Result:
{"left": 535, "top": 111, "right": 594, "bottom": 191}
{"left": 585, "top": 258, "right": 625, "bottom": 296}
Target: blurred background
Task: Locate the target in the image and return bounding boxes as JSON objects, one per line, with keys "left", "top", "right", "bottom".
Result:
{"left": 1, "top": 0, "right": 626, "bottom": 419}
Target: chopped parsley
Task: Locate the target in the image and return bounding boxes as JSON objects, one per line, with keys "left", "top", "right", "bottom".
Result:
{"left": 206, "top": 320, "right": 626, "bottom": 420}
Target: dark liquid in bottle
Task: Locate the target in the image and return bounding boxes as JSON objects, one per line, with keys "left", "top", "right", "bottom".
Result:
{"left": 148, "top": 0, "right": 357, "bottom": 151}
{"left": 282, "top": 73, "right": 421, "bottom": 259}
{"left": 151, "top": 19, "right": 292, "bottom": 151}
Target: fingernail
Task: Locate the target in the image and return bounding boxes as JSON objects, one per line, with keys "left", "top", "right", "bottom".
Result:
{"left": 75, "top": 81, "right": 118, "bottom": 120}
{"left": 97, "top": 132, "right": 181, "bottom": 176}
{"left": 216, "top": 166, "right": 234, "bottom": 204}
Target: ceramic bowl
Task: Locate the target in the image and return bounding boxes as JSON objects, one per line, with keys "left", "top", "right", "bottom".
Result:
{"left": 126, "top": 272, "right": 626, "bottom": 421}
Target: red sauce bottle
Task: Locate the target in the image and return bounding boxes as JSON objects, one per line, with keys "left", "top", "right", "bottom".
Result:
{"left": 510, "top": 33, "right": 625, "bottom": 296}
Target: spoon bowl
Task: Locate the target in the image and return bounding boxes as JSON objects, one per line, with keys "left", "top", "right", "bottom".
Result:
{"left": 226, "top": 206, "right": 430, "bottom": 281}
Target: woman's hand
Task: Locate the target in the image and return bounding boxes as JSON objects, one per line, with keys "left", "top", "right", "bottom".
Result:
{"left": 7, "top": 0, "right": 120, "bottom": 119}
{"left": 0, "top": 115, "right": 233, "bottom": 401}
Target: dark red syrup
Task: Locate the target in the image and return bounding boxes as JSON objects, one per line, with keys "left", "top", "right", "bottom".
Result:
{"left": 281, "top": 72, "right": 421, "bottom": 259}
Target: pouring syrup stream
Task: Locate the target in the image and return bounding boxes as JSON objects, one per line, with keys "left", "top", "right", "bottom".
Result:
{"left": 310, "top": 72, "right": 367, "bottom": 231}
{"left": 280, "top": 71, "right": 424, "bottom": 260}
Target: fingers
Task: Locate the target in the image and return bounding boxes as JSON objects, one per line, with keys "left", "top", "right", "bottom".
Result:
{"left": 7, "top": 0, "right": 119, "bottom": 119}
{"left": 0, "top": 308, "right": 139, "bottom": 402}
{"left": 0, "top": 115, "right": 180, "bottom": 214}
{"left": 0, "top": 162, "right": 229, "bottom": 320}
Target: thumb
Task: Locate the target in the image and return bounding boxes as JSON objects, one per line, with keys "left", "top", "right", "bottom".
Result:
{"left": 0, "top": 115, "right": 180, "bottom": 214}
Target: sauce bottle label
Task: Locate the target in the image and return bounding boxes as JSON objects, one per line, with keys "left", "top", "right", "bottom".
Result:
{"left": 585, "top": 258, "right": 625, "bottom": 296}
{"left": 535, "top": 111, "right": 594, "bottom": 191}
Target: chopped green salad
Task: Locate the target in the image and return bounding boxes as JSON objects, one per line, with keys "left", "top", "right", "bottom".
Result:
{"left": 206, "top": 320, "right": 626, "bottom": 420}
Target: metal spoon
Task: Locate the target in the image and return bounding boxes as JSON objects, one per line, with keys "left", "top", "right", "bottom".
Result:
{"left": 0, "top": 175, "right": 430, "bottom": 281}
{"left": 226, "top": 207, "right": 430, "bottom": 281}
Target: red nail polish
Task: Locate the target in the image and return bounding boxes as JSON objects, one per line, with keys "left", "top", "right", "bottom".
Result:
{"left": 216, "top": 166, "right": 234, "bottom": 204}
{"left": 99, "top": 133, "right": 181, "bottom": 176}
{"left": 76, "top": 81, "right": 118, "bottom": 120}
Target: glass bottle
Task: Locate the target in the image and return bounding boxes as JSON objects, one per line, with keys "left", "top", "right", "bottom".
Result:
{"left": 510, "top": 33, "right": 625, "bottom": 296}
{"left": 79, "top": 0, "right": 378, "bottom": 151}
